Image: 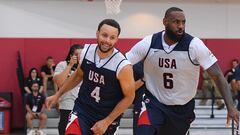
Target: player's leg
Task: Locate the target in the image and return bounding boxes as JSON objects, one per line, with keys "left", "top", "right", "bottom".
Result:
{"left": 135, "top": 98, "right": 163, "bottom": 135}
{"left": 133, "top": 88, "right": 145, "bottom": 135}
{"left": 133, "top": 105, "right": 140, "bottom": 135}
{"left": 160, "top": 99, "right": 195, "bottom": 135}
{"left": 65, "top": 112, "right": 83, "bottom": 135}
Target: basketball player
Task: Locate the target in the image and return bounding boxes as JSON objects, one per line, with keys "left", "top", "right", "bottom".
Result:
{"left": 46, "top": 19, "right": 135, "bottom": 135}
{"left": 126, "top": 7, "right": 239, "bottom": 135}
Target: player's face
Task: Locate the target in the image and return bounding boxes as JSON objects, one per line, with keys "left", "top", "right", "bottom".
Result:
{"left": 164, "top": 11, "right": 186, "bottom": 42}
{"left": 96, "top": 24, "right": 119, "bottom": 53}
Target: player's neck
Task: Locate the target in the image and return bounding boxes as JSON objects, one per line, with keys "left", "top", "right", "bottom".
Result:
{"left": 97, "top": 48, "right": 114, "bottom": 59}
{"left": 164, "top": 34, "right": 177, "bottom": 46}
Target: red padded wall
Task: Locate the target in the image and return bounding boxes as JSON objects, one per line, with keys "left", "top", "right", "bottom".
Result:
{"left": 23, "top": 38, "right": 71, "bottom": 75}
{"left": 0, "top": 39, "right": 25, "bottom": 129}
{"left": 205, "top": 39, "right": 240, "bottom": 73}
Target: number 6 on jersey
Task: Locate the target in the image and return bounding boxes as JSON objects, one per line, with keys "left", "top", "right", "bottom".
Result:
{"left": 91, "top": 86, "right": 101, "bottom": 103}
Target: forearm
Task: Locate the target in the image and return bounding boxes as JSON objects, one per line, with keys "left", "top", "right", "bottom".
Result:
{"left": 214, "top": 75, "right": 234, "bottom": 109}
{"left": 105, "top": 95, "right": 135, "bottom": 125}
{"left": 54, "top": 65, "right": 72, "bottom": 87}
{"left": 24, "top": 87, "right": 31, "bottom": 93}
{"left": 56, "top": 71, "right": 82, "bottom": 98}
{"left": 207, "top": 63, "right": 235, "bottom": 110}
{"left": 135, "top": 79, "right": 144, "bottom": 91}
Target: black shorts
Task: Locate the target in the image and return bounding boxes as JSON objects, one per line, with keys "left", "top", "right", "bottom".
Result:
{"left": 65, "top": 108, "right": 120, "bottom": 135}
{"left": 136, "top": 90, "right": 195, "bottom": 135}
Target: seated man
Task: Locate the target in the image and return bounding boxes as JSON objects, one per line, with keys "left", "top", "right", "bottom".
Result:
{"left": 26, "top": 82, "right": 47, "bottom": 135}
{"left": 41, "top": 56, "right": 57, "bottom": 95}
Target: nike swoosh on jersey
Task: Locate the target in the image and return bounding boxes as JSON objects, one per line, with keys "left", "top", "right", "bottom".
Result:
{"left": 86, "top": 61, "right": 92, "bottom": 64}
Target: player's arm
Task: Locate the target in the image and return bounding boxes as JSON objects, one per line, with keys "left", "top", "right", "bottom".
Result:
{"left": 125, "top": 35, "right": 152, "bottom": 64}
{"left": 190, "top": 37, "right": 239, "bottom": 125}
{"left": 206, "top": 63, "right": 239, "bottom": 125}
{"left": 106, "top": 64, "right": 135, "bottom": 123}
{"left": 135, "top": 79, "right": 144, "bottom": 91}
{"left": 46, "top": 65, "right": 83, "bottom": 110}
{"left": 91, "top": 64, "right": 135, "bottom": 134}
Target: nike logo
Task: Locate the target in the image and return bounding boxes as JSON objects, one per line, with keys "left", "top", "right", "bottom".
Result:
{"left": 86, "top": 61, "right": 92, "bottom": 64}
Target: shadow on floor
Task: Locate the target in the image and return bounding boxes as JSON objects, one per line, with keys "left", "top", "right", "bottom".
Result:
{"left": 8, "top": 129, "right": 25, "bottom": 135}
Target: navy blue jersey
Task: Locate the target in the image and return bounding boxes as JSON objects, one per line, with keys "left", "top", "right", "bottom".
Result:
{"left": 74, "top": 44, "right": 130, "bottom": 120}
{"left": 133, "top": 61, "right": 144, "bottom": 81}
{"left": 132, "top": 61, "right": 145, "bottom": 104}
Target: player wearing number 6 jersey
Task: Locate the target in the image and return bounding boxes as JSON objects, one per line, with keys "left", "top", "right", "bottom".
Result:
{"left": 126, "top": 7, "right": 239, "bottom": 135}
{"left": 46, "top": 19, "right": 135, "bottom": 135}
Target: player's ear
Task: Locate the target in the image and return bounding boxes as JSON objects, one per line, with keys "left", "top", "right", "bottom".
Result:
{"left": 163, "top": 18, "right": 167, "bottom": 26}
{"left": 96, "top": 31, "right": 99, "bottom": 38}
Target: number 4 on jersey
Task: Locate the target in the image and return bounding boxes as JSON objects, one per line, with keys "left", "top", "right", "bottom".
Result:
{"left": 91, "top": 86, "right": 100, "bottom": 103}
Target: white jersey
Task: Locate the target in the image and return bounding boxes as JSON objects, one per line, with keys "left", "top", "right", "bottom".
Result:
{"left": 54, "top": 61, "right": 81, "bottom": 110}
{"left": 126, "top": 31, "right": 217, "bottom": 105}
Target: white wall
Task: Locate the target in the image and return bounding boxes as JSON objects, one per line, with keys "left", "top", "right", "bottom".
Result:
{"left": 0, "top": 0, "right": 240, "bottom": 38}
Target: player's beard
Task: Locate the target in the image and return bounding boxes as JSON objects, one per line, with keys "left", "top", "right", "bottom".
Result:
{"left": 98, "top": 43, "right": 114, "bottom": 53}
{"left": 165, "top": 26, "right": 185, "bottom": 42}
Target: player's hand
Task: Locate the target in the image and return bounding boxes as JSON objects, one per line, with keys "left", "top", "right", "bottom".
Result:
{"left": 226, "top": 106, "right": 239, "bottom": 127}
{"left": 45, "top": 95, "right": 59, "bottom": 111}
{"left": 91, "top": 119, "right": 110, "bottom": 135}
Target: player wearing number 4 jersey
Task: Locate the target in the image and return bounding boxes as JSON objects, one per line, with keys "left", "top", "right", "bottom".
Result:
{"left": 126, "top": 7, "right": 239, "bottom": 135}
{"left": 46, "top": 19, "right": 135, "bottom": 135}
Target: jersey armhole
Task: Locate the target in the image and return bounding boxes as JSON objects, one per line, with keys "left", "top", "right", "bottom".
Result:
{"left": 116, "top": 59, "right": 128, "bottom": 77}
{"left": 142, "top": 33, "right": 158, "bottom": 63}
{"left": 79, "top": 44, "right": 92, "bottom": 67}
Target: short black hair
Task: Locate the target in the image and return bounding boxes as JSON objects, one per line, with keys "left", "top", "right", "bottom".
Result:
{"left": 232, "top": 59, "right": 239, "bottom": 63}
{"left": 164, "top": 7, "right": 183, "bottom": 18}
{"left": 47, "top": 56, "right": 53, "bottom": 60}
{"left": 97, "top": 19, "right": 121, "bottom": 36}
{"left": 31, "top": 82, "right": 39, "bottom": 88}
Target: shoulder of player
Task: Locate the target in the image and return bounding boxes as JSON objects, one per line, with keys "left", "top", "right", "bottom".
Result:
{"left": 80, "top": 44, "right": 97, "bottom": 57}
{"left": 189, "top": 37, "right": 206, "bottom": 50}
{"left": 117, "top": 64, "right": 133, "bottom": 77}
{"left": 141, "top": 34, "right": 153, "bottom": 44}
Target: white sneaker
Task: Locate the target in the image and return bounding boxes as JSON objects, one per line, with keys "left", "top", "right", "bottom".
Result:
{"left": 38, "top": 129, "right": 46, "bottom": 135}
{"left": 27, "top": 129, "right": 35, "bottom": 135}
